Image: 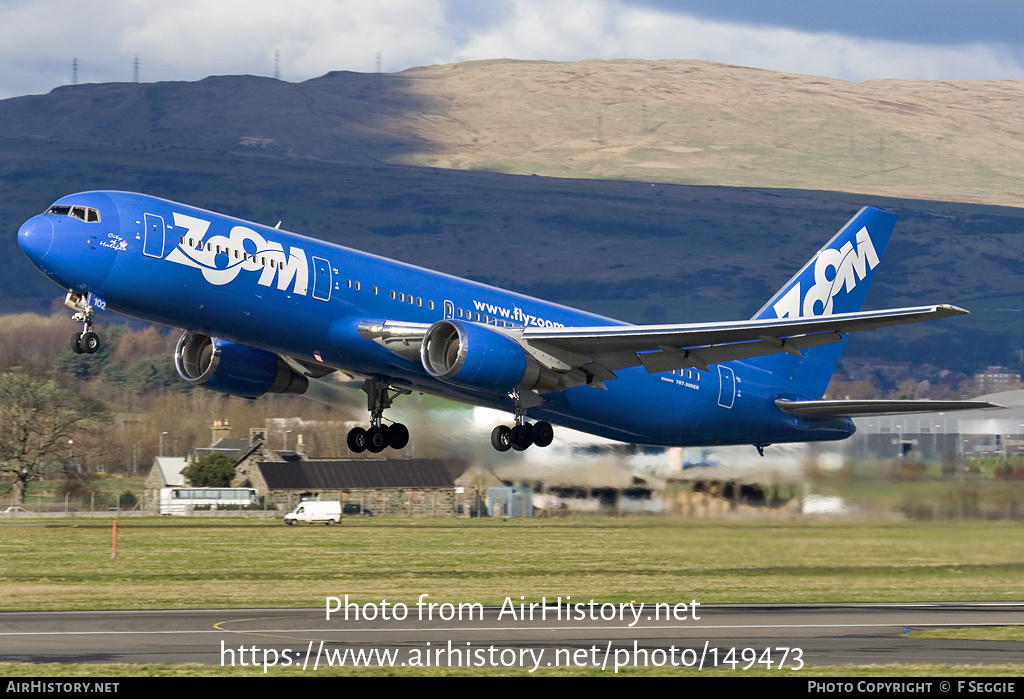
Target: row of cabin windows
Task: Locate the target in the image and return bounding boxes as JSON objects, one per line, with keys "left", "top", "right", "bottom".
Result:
{"left": 174, "top": 237, "right": 518, "bottom": 327}
{"left": 173, "top": 239, "right": 511, "bottom": 326}
{"left": 341, "top": 280, "right": 517, "bottom": 327}
{"left": 390, "top": 289, "right": 432, "bottom": 309}
{"left": 182, "top": 237, "right": 281, "bottom": 268}
{"left": 454, "top": 307, "right": 515, "bottom": 328}
{"left": 174, "top": 240, "right": 520, "bottom": 331}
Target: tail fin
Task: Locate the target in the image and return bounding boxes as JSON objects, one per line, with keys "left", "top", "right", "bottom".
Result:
{"left": 749, "top": 207, "right": 898, "bottom": 396}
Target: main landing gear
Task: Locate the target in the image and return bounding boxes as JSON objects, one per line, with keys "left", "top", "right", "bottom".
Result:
{"left": 347, "top": 379, "right": 411, "bottom": 454}
{"left": 66, "top": 291, "right": 100, "bottom": 354}
{"left": 490, "top": 393, "right": 554, "bottom": 452}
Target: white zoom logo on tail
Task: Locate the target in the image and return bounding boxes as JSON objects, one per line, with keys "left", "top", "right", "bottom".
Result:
{"left": 771, "top": 226, "right": 879, "bottom": 318}
{"left": 165, "top": 213, "right": 308, "bottom": 295}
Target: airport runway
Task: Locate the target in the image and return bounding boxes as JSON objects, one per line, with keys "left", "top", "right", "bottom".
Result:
{"left": 1, "top": 603, "right": 1022, "bottom": 670}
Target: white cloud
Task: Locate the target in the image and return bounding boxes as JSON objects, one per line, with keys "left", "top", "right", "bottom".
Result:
{"left": 454, "top": 0, "right": 1024, "bottom": 81}
{"left": 0, "top": 0, "right": 1020, "bottom": 99}
{"left": 118, "top": 0, "right": 453, "bottom": 77}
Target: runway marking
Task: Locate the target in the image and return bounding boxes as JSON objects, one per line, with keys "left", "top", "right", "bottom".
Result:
{"left": 1, "top": 620, "right": 1021, "bottom": 637}
{"left": 212, "top": 617, "right": 325, "bottom": 643}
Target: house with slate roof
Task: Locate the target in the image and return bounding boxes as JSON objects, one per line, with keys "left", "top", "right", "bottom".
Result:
{"left": 146, "top": 420, "right": 504, "bottom": 517}
{"left": 240, "top": 458, "right": 502, "bottom": 517}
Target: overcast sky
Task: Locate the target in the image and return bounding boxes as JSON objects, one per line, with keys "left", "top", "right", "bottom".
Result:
{"left": 2, "top": 0, "right": 1022, "bottom": 99}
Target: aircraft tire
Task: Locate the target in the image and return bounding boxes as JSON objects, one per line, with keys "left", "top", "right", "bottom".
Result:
{"left": 491, "top": 425, "right": 512, "bottom": 452}
{"left": 533, "top": 421, "right": 554, "bottom": 447}
{"left": 510, "top": 424, "right": 533, "bottom": 451}
{"left": 80, "top": 331, "right": 100, "bottom": 354}
{"left": 71, "top": 333, "right": 85, "bottom": 354}
{"left": 366, "top": 426, "right": 388, "bottom": 453}
{"left": 347, "top": 427, "right": 367, "bottom": 453}
{"left": 387, "top": 423, "right": 410, "bottom": 450}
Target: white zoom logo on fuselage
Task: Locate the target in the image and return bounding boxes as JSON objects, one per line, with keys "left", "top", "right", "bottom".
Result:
{"left": 771, "top": 226, "right": 878, "bottom": 318}
{"left": 164, "top": 213, "right": 308, "bottom": 295}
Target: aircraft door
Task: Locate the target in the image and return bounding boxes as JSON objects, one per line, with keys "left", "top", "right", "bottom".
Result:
{"left": 444, "top": 300, "right": 454, "bottom": 319}
{"left": 717, "top": 365, "right": 736, "bottom": 409}
{"left": 143, "top": 214, "right": 165, "bottom": 258}
{"left": 311, "top": 256, "right": 332, "bottom": 301}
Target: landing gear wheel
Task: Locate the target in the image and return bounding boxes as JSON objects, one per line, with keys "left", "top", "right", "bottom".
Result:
{"left": 532, "top": 421, "right": 554, "bottom": 447}
{"left": 347, "top": 427, "right": 367, "bottom": 453}
{"left": 510, "top": 424, "right": 534, "bottom": 451}
{"left": 491, "top": 425, "right": 512, "bottom": 452}
{"left": 79, "top": 331, "right": 100, "bottom": 354}
{"left": 71, "top": 333, "right": 85, "bottom": 354}
{"left": 387, "top": 423, "right": 410, "bottom": 450}
{"left": 325, "top": 519, "right": 335, "bottom": 526}
{"left": 366, "top": 425, "right": 389, "bottom": 453}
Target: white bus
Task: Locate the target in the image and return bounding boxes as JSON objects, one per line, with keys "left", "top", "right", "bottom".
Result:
{"left": 159, "top": 487, "right": 258, "bottom": 515}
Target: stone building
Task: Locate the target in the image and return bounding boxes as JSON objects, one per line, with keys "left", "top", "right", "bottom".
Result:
{"left": 245, "top": 458, "right": 501, "bottom": 517}
{"left": 142, "top": 456, "right": 188, "bottom": 511}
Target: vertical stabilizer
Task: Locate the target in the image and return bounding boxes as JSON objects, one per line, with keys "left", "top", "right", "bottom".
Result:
{"left": 749, "top": 207, "right": 898, "bottom": 396}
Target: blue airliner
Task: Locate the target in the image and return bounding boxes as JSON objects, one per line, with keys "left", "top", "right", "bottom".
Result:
{"left": 17, "top": 191, "right": 993, "bottom": 454}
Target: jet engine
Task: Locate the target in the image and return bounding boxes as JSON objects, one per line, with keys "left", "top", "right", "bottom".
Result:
{"left": 420, "top": 320, "right": 559, "bottom": 393}
{"left": 174, "top": 331, "right": 309, "bottom": 399}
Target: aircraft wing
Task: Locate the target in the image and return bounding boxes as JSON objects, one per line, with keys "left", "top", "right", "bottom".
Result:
{"left": 522, "top": 305, "right": 967, "bottom": 380}
{"left": 775, "top": 399, "right": 1003, "bottom": 418}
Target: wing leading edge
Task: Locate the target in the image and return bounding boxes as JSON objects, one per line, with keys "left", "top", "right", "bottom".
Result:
{"left": 522, "top": 304, "right": 967, "bottom": 380}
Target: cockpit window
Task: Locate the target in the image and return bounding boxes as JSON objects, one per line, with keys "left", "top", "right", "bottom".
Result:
{"left": 45, "top": 204, "right": 101, "bottom": 223}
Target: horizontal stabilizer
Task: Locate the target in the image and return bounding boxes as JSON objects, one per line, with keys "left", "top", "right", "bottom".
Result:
{"left": 776, "top": 399, "right": 1003, "bottom": 419}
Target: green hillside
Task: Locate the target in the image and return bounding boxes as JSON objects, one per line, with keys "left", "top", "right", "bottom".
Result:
{"left": 2, "top": 62, "right": 1023, "bottom": 377}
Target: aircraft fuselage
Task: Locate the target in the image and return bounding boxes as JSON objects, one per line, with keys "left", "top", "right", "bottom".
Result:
{"left": 18, "top": 190, "right": 855, "bottom": 447}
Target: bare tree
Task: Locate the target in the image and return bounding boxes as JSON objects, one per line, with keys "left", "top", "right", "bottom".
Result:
{"left": 0, "top": 369, "right": 106, "bottom": 504}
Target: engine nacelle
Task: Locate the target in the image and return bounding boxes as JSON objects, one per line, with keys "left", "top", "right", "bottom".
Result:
{"left": 420, "top": 320, "right": 558, "bottom": 393}
{"left": 174, "top": 331, "right": 309, "bottom": 399}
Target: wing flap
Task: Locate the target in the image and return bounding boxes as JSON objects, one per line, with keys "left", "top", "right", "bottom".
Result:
{"left": 636, "top": 331, "right": 843, "bottom": 374}
{"left": 776, "top": 399, "right": 1003, "bottom": 418}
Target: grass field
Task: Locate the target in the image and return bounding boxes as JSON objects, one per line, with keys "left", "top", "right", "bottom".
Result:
{"left": 2, "top": 516, "right": 1022, "bottom": 676}
{"left": 2, "top": 517, "right": 1023, "bottom": 611}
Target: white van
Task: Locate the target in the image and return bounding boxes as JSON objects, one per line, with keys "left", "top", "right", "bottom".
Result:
{"left": 284, "top": 501, "right": 342, "bottom": 526}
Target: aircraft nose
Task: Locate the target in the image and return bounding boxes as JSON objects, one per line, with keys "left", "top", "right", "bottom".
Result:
{"left": 18, "top": 215, "right": 53, "bottom": 264}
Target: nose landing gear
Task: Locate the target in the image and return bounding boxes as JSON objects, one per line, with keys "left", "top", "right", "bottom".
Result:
{"left": 72, "top": 330, "right": 100, "bottom": 354}
{"left": 66, "top": 291, "right": 100, "bottom": 354}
